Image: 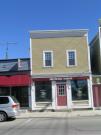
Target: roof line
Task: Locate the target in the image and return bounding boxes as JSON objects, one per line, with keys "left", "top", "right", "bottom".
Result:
{"left": 29, "top": 29, "right": 88, "bottom": 33}
{"left": 0, "top": 58, "right": 30, "bottom": 61}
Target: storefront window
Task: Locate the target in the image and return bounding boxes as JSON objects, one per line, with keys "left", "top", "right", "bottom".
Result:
{"left": 12, "top": 87, "right": 29, "bottom": 107}
{"left": 71, "top": 80, "right": 88, "bottom": 100}
{"left": 0, "top": 87, "right": 10, "bottom": 95}
{"left": 0, "top": 86, "right": 29, "bottom": 107}
{"left": 35, "top": 81, "right": 52, "bottom": 102}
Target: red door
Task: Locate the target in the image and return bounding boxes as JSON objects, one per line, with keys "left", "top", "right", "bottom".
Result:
{"left": 57, "top": 84, "right": 67, "bottom": 106}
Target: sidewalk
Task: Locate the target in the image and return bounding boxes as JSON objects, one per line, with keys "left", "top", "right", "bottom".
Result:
{"left": 17, "top": 110, "right": 101, "bottom": 119}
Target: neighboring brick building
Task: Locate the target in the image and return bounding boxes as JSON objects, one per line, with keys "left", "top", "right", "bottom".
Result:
{"left": 30, "top": 30, "right": 93, "bottom": 111}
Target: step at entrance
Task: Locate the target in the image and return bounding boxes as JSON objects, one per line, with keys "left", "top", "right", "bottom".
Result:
{"left": 35, "top": 102, "right": 53, "bottom": 112}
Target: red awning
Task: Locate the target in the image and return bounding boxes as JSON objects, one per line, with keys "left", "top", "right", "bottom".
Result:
{"left": 0, "top": 75, "right": 31, "bottom": 87}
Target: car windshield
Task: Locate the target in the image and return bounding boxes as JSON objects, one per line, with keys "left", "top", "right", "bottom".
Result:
{"left": 11, "top": 96, "right": 19, "bottom": 103}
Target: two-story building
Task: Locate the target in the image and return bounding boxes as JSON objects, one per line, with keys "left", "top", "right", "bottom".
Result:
{"left": 30, "top": 30, "right": 93, "bottom": 111}
{"left": 0, "top": 58, "right": 31, "bottom": 108}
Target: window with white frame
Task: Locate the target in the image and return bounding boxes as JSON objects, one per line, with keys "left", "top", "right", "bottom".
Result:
{"left": 43, "top": 51, "right": 53, "bottom": 67}
{"left": 67, "top": 50, "right": 77, "bottom": 66}
{"left": 71, "top": 80, "right": 88, "bottom": 101}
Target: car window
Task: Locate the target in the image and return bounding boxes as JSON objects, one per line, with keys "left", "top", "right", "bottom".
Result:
{"left": 0, "top": 97, "right": 9, "bottom": 104}
{"left": 11, "top": 96, "right": 19, "bottom": 103}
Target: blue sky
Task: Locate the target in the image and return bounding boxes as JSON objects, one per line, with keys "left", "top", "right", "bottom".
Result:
{"left": 0, "top": 0, "right": 100, "bottom": 59}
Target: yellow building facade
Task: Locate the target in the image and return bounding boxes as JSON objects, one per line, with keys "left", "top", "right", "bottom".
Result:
{"left": 30, "top": 30, "right": 93, "bottom": 110}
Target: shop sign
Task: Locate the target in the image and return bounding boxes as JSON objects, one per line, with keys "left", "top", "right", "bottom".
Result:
{"left": 50, "top": 77, "right": 72, "bottom": 81}
{"left": 50, "top": 76, "right": 89, "bottom": 81}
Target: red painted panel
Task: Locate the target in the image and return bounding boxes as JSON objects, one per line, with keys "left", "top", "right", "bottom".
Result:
{"left": 57, "top": 84, "right": 67, "bottom": 106}
{"left": 0, "top": 75, "right": 31, "bottom": 86}
{"left": 99, "top": 87, "right": 101, "bottom": 105}
{"left": 93, "top": 85, "right": 101, "bottom": 107}
{"left": 72, "top": 76, "right": 89, "bottom": 80}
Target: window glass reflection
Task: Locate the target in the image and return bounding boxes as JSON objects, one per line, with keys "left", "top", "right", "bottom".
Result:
{"left": 71, "top": 80, "right": 88, "bottom": 100}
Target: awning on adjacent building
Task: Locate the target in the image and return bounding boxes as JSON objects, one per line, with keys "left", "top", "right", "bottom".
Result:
{"left": 0, "top": 74, "right": 31, "bottom": 86}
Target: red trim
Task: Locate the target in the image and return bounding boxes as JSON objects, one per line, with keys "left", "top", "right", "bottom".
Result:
{"left": 72, "top": 76, "right": 89, "bottom": 80}
{"left": 0, "top": 75, "right": 32, "bottom": 87}
{"left": 32, "top": 78, "right": 50, "bottom": 82}
{"left": 32, "top": 76, "right": 89, "bottom": 82}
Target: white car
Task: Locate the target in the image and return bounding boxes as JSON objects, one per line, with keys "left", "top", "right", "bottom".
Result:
{"left": 0, "top": 96, "right": 20, "bottom": 122}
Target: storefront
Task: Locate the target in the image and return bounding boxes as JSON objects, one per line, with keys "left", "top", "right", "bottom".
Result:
{"left": 0, "top": 74, "right": 31, "bottom": 107}
{"left": 0, "top": 86, "right": 29, "bottom": 107}
{"left": 0, "top": 58, "right": 31, "bottom": 108}
{"left": 31, "top": 76, "right": 93, "bottom": 110}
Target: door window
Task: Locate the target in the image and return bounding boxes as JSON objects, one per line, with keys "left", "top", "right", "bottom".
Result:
{"left": 58, "top": 84, "right": 66, "bottom": 96}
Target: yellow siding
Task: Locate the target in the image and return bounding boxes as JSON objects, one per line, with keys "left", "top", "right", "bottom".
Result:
{"left": 31, "top": 37, "right": 89, "bottom": 74}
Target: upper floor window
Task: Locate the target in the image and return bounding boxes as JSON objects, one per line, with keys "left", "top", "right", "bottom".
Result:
{"left": 67, "top": 50, "right": 77, "bottom": 66}
{"left": 43, "top": 51, "right": 53, "bottom": 67}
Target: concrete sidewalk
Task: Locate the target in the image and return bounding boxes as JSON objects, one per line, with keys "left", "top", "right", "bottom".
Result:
{"left": 17, "top": 110, "right": 101, "bottom": 119}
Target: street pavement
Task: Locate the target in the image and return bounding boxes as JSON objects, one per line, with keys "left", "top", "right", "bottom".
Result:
{"left": 1, "top": 115, "right": 101, "bottom": 135}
